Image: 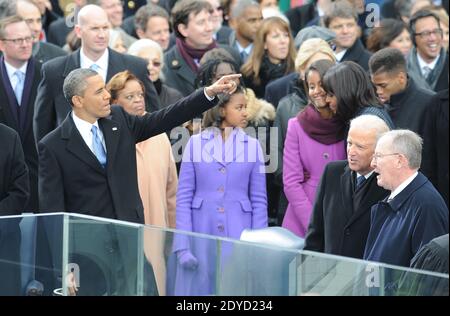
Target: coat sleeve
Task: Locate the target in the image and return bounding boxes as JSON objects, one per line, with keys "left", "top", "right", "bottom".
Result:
{"left": 283, "top": 120, "right": 313, "bottom": 232}
{"left": 173, "top": 137, "right": 196, "bottom": 252}
{"left": 411, "top": 200, "right": 449, "bottom": 257}
{"left": 0, "top": 133, "right": 30, "bottom": 215}
{"left": 126, "top": 89, "right": 217, "bottom": 143}
{"left": 249, "top": 140, "right": 268, "bottom": 229}
{"left": 303, "top": 164, "right": 328, "bottom": 252}
{"left": 38, "top": 141, "right": 65, "bottom": 212}
{"left": 34, "top": 64, "right": 56, "bottom": 144}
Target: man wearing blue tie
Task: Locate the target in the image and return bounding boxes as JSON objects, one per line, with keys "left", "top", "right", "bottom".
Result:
{"left": 38, "top": 68, "right": 240, "bottom": 222}
{"left": 0, "top": 15, "right": 42, "bottom": 212}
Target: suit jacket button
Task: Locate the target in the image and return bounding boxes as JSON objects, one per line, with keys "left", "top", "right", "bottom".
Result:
{"left": 217, "top": 207, "right": 225, "bottom": 213}
{"left": 345, "top": 229, "right": 350, "bottom": 236}
{"left": 217, "top": 224, "right": 224, "bottom": 232}
{"left": 219, "top": 167, "right": 226, "bottom": 173}
{"left": 217, "top": 186, "right": 224, "bottom": 192}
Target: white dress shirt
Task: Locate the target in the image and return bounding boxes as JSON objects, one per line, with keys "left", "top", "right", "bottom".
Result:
{"left": 388, "top": 171, "right": 418, "bottom": 201}
{"left": 4, "top": 60, "right": 28, "bottom": 92}
{"left": 72, "top": 112, "right": 107, "bottom": 155}
{"left": 357, "top": 170, "right": 375, "bottom": 180}
{"left": 80, "top": 48, "right": 109, "bottom": 82}
{"left": 417, "top": 53, "right": 440, "bottom": 76}
{"left": 334, "top": 49, "right": 347, "bottom": 62}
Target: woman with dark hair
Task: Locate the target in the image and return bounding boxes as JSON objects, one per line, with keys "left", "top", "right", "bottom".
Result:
{"left": 282, "top": 60, "right": 346, "bottom": 237}
{"left": 241, "top": 16, "right": 297, "bottom": 98}
{"left": 366, "top": 18, "right": 412, "bottom": 56}
{"left": 322, "top": 61, "right": 395, "bottom": 129}
{"left": 173, "top": 86, "right": 268, "bottom": 295}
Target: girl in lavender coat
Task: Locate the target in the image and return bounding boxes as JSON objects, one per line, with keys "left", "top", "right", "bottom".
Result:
{"left": 282, "top": 60, "right": 346, "bottom": 237}
{"left": 172, "top": 87, "right": 268, "bottom": 295}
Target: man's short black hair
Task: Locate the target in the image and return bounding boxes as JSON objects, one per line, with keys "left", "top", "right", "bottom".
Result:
{"left": 171, "top": 0, "right": 213, "bottom": 39}
{"left": 369, "top": 47, "right": 407, "bottom": 76}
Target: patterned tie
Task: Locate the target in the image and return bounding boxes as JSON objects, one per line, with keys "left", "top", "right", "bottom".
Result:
{"left": 356, "top": 175, "right": 366, "bottom": 190}
{"left": 91, "top": 125, "right": 107, "bottom": 168}
{"left": 422, "top": 66, "right": 432, "bottom": 81}
{"left": 14, "top": 70, "right": 25, "bottom": 105}
{"left": 240, "top": 50, "right": 248, "bottom": 63}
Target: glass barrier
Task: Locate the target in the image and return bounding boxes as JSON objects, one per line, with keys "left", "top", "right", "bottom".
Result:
{"left": 0, "top": 213, "right": 448, "bottom": 296}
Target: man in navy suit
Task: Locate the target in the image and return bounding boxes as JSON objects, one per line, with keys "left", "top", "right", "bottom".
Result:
{"left": 364, "top": 130, "right": 449, "bottom": 267}
{"left": 33, "top": 4, "right": 161, "bottom": 144}
{"left": 0, "top": 15, "right": 41, "bottom": 212}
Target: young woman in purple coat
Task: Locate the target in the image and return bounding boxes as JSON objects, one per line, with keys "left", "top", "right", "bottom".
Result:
{"left": 282, "top": 60, "right": 347, "bottom": 237}
{"left": 172, "top": 86, "right": 268, "bottom": 295}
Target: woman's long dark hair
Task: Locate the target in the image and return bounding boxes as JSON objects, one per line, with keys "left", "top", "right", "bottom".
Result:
{"left": 322, "top": 61, "right": 383, "bottom": 122}
{"left": 195, "top": 57, "right": 241, "bottom": 88}
{"left": 366, "top": 18, "right": 409, "bottom": 53}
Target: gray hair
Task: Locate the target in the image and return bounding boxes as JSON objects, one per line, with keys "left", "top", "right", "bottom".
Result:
{"left": 134, "top": 3, "right": 169, "bottom": 32}
{"left": 128, "top": 38, "right": 164, "bottom": 61}
{"left": 230, "top": 0, "right": 259, "bottom": 19}
{"left": 63, "top": 68, "right": 99, "bottom": 106}
{"left": 380, "top": 129, "right": 423, "bottom": 169}
{"left": 0, "top": 0, "right": 17, "bottom": 19}
{"left": 349, "top": 115, "right": 391, "bottom": 141}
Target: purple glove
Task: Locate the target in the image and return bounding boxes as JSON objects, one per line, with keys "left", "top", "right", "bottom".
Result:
{"left": 177, "top": 250, "right": 199, "bottom": 270}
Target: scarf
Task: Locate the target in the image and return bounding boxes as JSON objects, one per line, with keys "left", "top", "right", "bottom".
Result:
{"left": 260, "top": 53, "right": 288, "bottom": 83}
{"left": 297, "top": 104, "right": 346, "bottom": 145}
{"left": 406, "top": 47, "right": 447, "bottom": 91}
{"left": 176, "top": 37, "right": 217, "bottom": 73}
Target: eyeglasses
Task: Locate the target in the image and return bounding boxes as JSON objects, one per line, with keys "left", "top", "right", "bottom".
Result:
{"left": 372, "top": 153, "right": 400, "bottom": 162}
{"left": 148, "top": 60, "right": 162, "bottom": 68}
{"left": 214, "top": 6, "right": 223, "bottom": 12}
{"left": 414, "top": 28, "right": 443, "bottom": 39}
{"left": 0, "top": 36, "right": 34, "bottom": 45}
{"left": 122, "top": 92, "right": 145, "bottom": 101}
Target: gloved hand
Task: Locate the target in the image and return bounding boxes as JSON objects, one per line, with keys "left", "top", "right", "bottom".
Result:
{"left": 177, "top": 250, "right": 199, "bottom": 270}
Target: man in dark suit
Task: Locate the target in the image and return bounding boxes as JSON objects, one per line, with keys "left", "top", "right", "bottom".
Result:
{"left": 34, "top": 4, "right": 161, "bottom": 143}
{"left": 304, "top": 115, "right": 391, "bottom": 259}
{"left": 369, "top": 47, "right": 438, "bottom": 137}
{"left": 0, "top": 123, "right": 29, "bottom": 295}
{"left": 324, "top": 0, "right": 371, "bottom": 70}
{"left": 0, "top": 15, "right": 41, "bottom": 212}
{"left": 37, "top": 69, "right": 238, "bottom": 295}
{"left": 38, "top": 68, "right": 239, "bottom": 222}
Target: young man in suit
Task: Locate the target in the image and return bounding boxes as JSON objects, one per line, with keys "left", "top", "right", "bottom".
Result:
{"left": 304, "top": 115, "right": 390, "bottom": 259}
{"left": 0, "top": 124, "right": 29, "bottom": 295}
{"left": 33, "top": 4, "right": 161, "bottom": 143}
{"left": 0, "top": 15, "right": 41, "bottom": 212}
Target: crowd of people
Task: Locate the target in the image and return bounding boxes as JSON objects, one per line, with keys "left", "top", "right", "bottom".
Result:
{"left": 0, "top": 0, "right": 448, "bottom": 295}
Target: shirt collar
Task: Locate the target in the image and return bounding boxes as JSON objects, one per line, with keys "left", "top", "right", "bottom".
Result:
{"left": 4, "top": 60, "right": 28, "bottom": 79}
{"left": 357, "top": 170, "right": 375, "bottom": 180}
{"left": 334, "top": 49, "right": 347, "bottom": 62}
{"left": 417, "top": 52, "right": 440, "bottom": 70}
{"left": 235, "top": 41, "right": 253, "bottom": 55}
{"left": 72, "top": 111, "right": 99, "bottom": 134}
{"left": 79, "top": 48, "right": 109, "bottom": 72}
{"left": 388, "top": 171, "right": 419, "bottom": 202}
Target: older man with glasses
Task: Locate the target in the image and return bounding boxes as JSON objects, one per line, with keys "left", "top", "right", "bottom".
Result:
{"left": 363, "top": 129, "right": 449, "bottom": 268}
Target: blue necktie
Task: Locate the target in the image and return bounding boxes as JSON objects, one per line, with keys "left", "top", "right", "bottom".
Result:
{"left": 91, "top": 125, "right": 107, "bottom": 168}
{"left": 356, "top": 175, "right": 365, "bottom": 190}
{"left": 240, "top": 50, "right": 248, "bottom": 62}
{"left": 90, "top": 63, "right": 100, "bottom": 73}
{"left": 14, "top": 70, "right": 25, "bottom": 105}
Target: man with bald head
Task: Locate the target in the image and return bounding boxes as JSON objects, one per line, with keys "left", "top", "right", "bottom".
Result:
{"left": 34, "top": 4, "right": 161, "bottom": 143}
